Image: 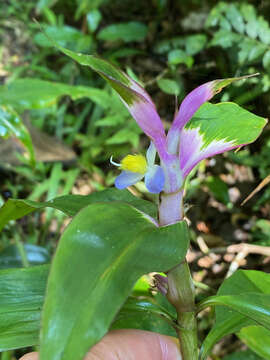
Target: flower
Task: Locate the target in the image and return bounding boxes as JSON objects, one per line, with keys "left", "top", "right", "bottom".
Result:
{"left": 111, "top": 142, "right": 165, "bottom": 194}
{"left": 109, "top": 72, "right": 265, "bottom": 194}
{"left": 53, "top": 49, "right": 266, "bottom": 196}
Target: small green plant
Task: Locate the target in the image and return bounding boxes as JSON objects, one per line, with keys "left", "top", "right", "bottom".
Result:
{"left": 0, "top": 42, "right": 268, "bottom": 360}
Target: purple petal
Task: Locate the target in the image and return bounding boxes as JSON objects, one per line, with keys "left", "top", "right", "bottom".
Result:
{"left": 97, "top": 72, "right": 168, "bottom": 162}
{"left": 115, "top": 171, "right": 144, "bottom": 189}
{"left": 127, "top": 96, "right": 168, "bottom": 162}
{"left": 145, "top": 165, "right": 165, "bottom": 194}
{"left": 179, "top": 128, "right": 236, "bottom": 177}
{"left": 167, "top": 75, "right": 258, "bottom": 154}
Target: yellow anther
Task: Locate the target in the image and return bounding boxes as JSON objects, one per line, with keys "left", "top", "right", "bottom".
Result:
{"left": 121, "top": 154, "right": 147, "bottom": 174}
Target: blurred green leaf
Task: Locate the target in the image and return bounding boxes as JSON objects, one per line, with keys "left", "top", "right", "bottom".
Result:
{"left": 238, "top": 326, "right": 270, "bottom": 360}
{"left": 34, "top": 25, "right": 92, "bottom": 51}
{"left": 0, "top": 244, "right": 50, "bottom": 269}
{"left": 86, "top": 9, "right": 102, "bottom": 32}
{"left": 105, "top": 124, "right": 141, "bottom": 147}
{"left": 168, "top": 49, "right": 193, "bottom": 67}
{"left": 97, "top": 22, "right": 148, "bottom": 42}
{"left": 0, "top": 106, "right": 35, "bottom": 166}
{"left": 0, "top": 188, "right": 157, "bottom": 231}
{"left": 0, "top": 79, "right": 111, "bottom": 110}
{"left": 226, "top": 4, "right": 245, "bottom": 34}
{"left": 209, "top": 29, "right": 241, "bottom": 48}
{"left": 40, "top": 202, "right": 189, "bottom": 360}
{"left": 36, "top": 0, "right": 58, "bottom": 12}
{"left": 223, "top": 349, "right": 263, "bottom": 360}
{"left": 200, "top": 270, "right": 270, "bottom": 359}
{"left": 263, "top": 50, "right": 270, "bottom": 70}
{"left": 185, "top": 34, "right": 207, "bottom": 55}
{"left": 0, "top": 265, "right": 48, "bottom": 351}
{"left": 206, "top": 176, "right": 230, "bottom": 205}
{"left": 157, "top": 78, "right": 180, "bottom": 95}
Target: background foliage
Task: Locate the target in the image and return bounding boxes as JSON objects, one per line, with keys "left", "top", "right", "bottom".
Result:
{"left": 1, "top": 0, "right": 270, "bottom": 359}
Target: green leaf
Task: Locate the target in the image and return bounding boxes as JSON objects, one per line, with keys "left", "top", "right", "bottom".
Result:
{"left": 238, "top": 39, "right": 256, "bottom": 64}
{"left": 257, "top": 17, "right": 270, "bottom": 45}
{"left": 0, "top": 106, "right": 35, "bottom": 166}
{"left": 86, "top": 9, "right": 102, "bottom": 32}
{"left": 50, "top": 43, "right": 143, "bottom": 107}
{"left": 205, "top": 176, "right": 230, "bottom": 205}
{"left": 0, "top": 188, "right": 157, "bottom": 232}
{"left": 0, "top": 78, "right": 111, "bottom": 110}
{"left": 168, "top": 49, "right": 194, "bottom": 67}
{"left": 200, "top": 270, "right": 270, "bottom": 359}
{"left": 185, "top": 34, "right": 207, "bottom": 56}
{"left": 34, "top": 25, "right": 92, "bottom": 52}
{"left": 240, "top": 4, "right": 256, "bottom": 23}
{"left": 209, "top": 29, "right": 241, "bottom": 48}
{"left": 40, "top": 202, "right": 190, "bottom": 360}
{"left": 97, "top": 22, "right": 148, "bottom": 42}
{"left": 263, "top": 50, "right": 270, "bottom": 70}
{"left": 0, "top": 265, "right": 48, "bottom": 351}
{"left": 111, "top": 296, "right": 176, "bottom": 337}
{"left": 199, "top": 293, "right": 270, "bottom": 330}
{"left": 238, "top": 326, "right": 270, "bottom": 360}
{"left": 248, "top": 44, "right": 267, "bottom": 62}
{"left": 157, "top": 78, "right": 180, "bottom": 95}
{"left": 223, "top": 349, "right": 263, "bottom": 360}
{"left": 186, "top": 102, "right": 266, "bottom": 150}
{"left": 0, "top": 244, "right": 50, "bottom": 269}
{"left": 226, "top": 4, "right": 245, "bottom": 34}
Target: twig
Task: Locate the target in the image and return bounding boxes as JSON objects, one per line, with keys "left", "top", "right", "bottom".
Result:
{"left": 241, "top": 174, "right": 270, "bottom": 205}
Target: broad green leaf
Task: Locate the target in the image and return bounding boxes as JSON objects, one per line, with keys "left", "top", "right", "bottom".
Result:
{"left": 111, "top": 296, "right": 176, "bottom": 337}
{"left": 181, "top": 102, "right": 267, "bottom": 178}
{"left": 0, "top": 268, "right": 175, "bottom": 351}
{"left": 157, "top": 78, "right": 180, "bottom": 95}
{"left": 0, "top": 188, "right": 157, "bottom": 232}
{"left": 0, "top": 78, "right": 111, "bottom": 110}
{"left": 40, "top": 202, "right": 190, "bottom": 360}
{"left": 200, "top": 270, "right": 270, "bottom": 359}
{"left": 0, "top": 106, "right": 35, "bottom": 166}
{"left": 97, "top": 22, "right": 148, "bottom": 42}
{"left": 238, "top": 326, "right": 270, "bottom": 360}
{"left": 0, "top": 244, "right": 50, "bottom": 269}
{"left": 0, "top": 265, "right": 48, "bottom": 351}
{"left": 199, "top": 293, "right": 270, "bottom": 330}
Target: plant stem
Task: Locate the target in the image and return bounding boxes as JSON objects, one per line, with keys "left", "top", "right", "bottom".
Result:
{"left": 14, "top": 233, "right": 29, "bottom": 268}
{"left": 167, "top": 262, "right": 198, "bottom": 360}
{"left": 159, "top": 190, "right": 198, "bottom": 360}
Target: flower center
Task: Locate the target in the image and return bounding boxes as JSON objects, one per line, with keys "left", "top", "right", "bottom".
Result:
{"left": 121, "top": 154, "right": 147, "bottom": 174}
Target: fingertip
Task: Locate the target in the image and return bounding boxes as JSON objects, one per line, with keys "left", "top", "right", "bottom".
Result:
{"left": 19, "top": 352, "right": 39, "bottom": 360}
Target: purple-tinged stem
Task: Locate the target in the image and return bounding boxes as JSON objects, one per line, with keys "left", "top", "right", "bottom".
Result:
{"left": 159, "top": 190, "right": 184, "bottom": 226}
{"left": 159, "top": 190, "right": 198, "bottom": 360}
